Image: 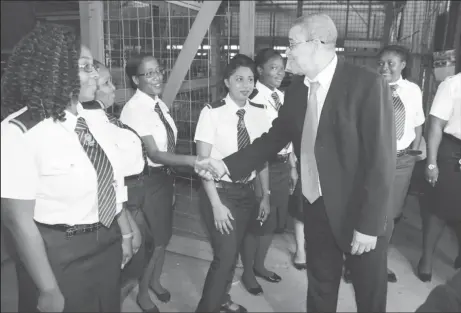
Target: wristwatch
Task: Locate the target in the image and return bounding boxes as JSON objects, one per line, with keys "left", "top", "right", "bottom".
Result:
{"left": 427, "top": 164, "right": 437, "bottom": 170}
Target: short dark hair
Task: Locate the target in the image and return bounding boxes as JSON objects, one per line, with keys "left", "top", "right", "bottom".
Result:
{"left": 378, "top": 44, "right": 411, "bottom": 79}
{"left": 254, "top": 48, "right": 283, "bottom": 79}
{"left": 1, "top": 22, "right": 81, "bottom": 122}
{"left": 125, "top": 54, "right": 155, "bottom": 90}
{"left": 223, "top": 54, "right": 256, "bottom": 81}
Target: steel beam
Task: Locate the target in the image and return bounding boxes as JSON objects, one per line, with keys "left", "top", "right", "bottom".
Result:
{"left": 162, "top": 0, "right": 222, "bottom": 108}
{"left": 239, "top": 1, "right": 256, "bottom": 58}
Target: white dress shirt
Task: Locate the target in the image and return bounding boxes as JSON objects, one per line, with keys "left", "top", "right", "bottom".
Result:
{"left": 429, "top": 73, "right": 461, "bottom": 140}
{"left": 251, "top": 81, "right": 292, "bottom": 155}
{"left": 302, "top": 54, "right": 338, "bottom": 196}
{"left": 389, "top": 77, "right": 426, "bottom": 150}
{"left": 120, "top": 89, "right": 178, "bottom": 167}
{"left": 194, "top": 94, "right": 271, "bottom": 183}
{"left": 1, "top": 106, "right": 142, "bottom": 225}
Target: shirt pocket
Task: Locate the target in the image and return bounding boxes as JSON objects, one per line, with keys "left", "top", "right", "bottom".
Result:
{"left": 40, "top": 159, "right": 76, "bottom": 176}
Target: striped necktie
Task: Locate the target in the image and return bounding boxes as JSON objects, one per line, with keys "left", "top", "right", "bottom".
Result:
{"left": 390, "top": 84, "right": 405, "bottom": 140}
{"left": 74, "top": 117, "right": 116, "bottom": 227}
{"left": 300, "top": 82, "right": 321, "bottom": 203}
{"left": 154, "top": 103, "right": 176, "bottom": 153}
{"left": 236, "top": 109, "right": 252, "bottom": 183}
{"left": 271, "top": 92, "right": 283, "bottom": 111}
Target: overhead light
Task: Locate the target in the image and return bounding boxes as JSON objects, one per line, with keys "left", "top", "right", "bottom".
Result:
{"left": 123, "top": 1, "right": 150, "bottom": 8}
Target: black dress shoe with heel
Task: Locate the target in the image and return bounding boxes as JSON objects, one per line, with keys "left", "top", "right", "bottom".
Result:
{"left": 387, "top": 269, "right": 397, "bottom": 283}
{"left": 136, "top": 297, "right": 160, "bottom": 313}
{"left": 220, "top": 301, "right": 248, "bottom": 312}
{"left": 254, "top": 269, "right": 282, "bottom": 283}
{"left": 241, "top": 279, "right": 263, "bottom": 296}
{"left": 293, "top": 261, "right": 307, "bottom": 270}
{"left": 417, "top": 260, "right": 432, "bottom": 282}
{"left": 153, "top": 289, "right": 171, "bottom": 303}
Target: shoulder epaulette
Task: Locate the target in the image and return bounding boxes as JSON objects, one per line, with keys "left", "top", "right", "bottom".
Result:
{"left": 249, "top": 101, "right": 265, "bottom": 109}
{"left": 249, "top": 89, "right": 259, "bottom": 100}
{"left": 206, "top": 98, "right": 226, "bottom": 109}
{"left": 9, "top": 109, "right": 43, "bottom": 133}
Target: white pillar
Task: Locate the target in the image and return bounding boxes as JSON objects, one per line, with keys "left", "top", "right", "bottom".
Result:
{"left": 79, "top": 1, "right": 104, "bottom": 62}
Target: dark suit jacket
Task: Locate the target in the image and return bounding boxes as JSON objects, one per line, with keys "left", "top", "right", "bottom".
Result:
{"left": 224, "top": 59, "right": 396, "bottom": 251}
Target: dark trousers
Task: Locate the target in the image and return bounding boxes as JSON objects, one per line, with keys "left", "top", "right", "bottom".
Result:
{"left": 196, "top": 183, "right": 257, "bottom": 312}
{"left": 304, "top": 197, "right": 388, "bottom": 313}
{"left": 17, "top": 222, "right": 122, "bottom": 312}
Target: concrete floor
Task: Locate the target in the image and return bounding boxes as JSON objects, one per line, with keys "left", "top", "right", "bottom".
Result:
{"left": 1, "top": 195, "right": 458, "bottom": 312}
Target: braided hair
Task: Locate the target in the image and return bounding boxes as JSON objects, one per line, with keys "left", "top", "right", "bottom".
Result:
{"left": 1, "top": 22, "right": 81, "bottom": 122}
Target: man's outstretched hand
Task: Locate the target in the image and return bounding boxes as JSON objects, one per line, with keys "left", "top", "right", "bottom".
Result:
{"left": 194, "top": 157, "right": 229, "bottom": 180}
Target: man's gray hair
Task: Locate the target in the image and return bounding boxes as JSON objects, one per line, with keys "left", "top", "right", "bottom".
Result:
{"left": 292, "top": 13, "right": 338, "bottom": 47}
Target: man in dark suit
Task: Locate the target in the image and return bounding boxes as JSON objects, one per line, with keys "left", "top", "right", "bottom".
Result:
{"left": 196, "top": 13, "right": 395, "bottom": 312}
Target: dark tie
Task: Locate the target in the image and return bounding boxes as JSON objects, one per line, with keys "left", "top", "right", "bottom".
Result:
{"left": 74, "top": 117, "right": 116, "bottom": 227}
{"left": 301, "top": 82, "right": 321, "bottom": 203}
{"left": 154, "top": 103, "right": 176, "bottom": 153}
{"left": 236, "top": 109, "right": 252, "bottom": 183}
{"left": 271, "top": 92, "right": 283, "bottom": 111}
{"left": 390, "top": 84, "right": 405, "bottom": 140}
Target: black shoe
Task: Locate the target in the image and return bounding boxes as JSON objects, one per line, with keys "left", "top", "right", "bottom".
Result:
{"left": 343, "top": 268, "right": 352, "bottom": 284}
{"left": 254, "top": 269, "right": 282, "bottom": 283}
{"left": 293, "top": 262, "right": 307, "bottom": 270}
{"left": 153, "top": 289, "right": 171, "bottom": 303}
{"left": 455, "top": 255, "right": 461, "bottom": 269}
{"left": 136, "top": 297, "right": 160, "bottom": 313}
{"left": 417, "top": 259, "right": 432, "bottom": 282}
{"left": 387, "top": 269, "right": 397, "bottom": 283}
{"left": 220, "top": 301, "right": 248, "bottom": 312}
{"left": 241, "top": 279, "right": 263, "bottom": 296}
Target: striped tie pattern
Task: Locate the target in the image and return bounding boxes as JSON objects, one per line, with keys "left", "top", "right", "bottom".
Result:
{"left": 390, "top": 85, "right": 405, "bottom": 140}
{"left": 236, "top": 109, "right": 252, "bottom": 183}
{"left": 271, "top": 92, "right": 283, "bottom": 111}
{"left": 154, "top": 103, "right": 176, "bottom": 153}
{"left": 75, "top": 117, "right": 116, "bottom": 227}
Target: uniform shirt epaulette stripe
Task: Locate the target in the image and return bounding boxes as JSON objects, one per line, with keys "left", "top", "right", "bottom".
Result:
{"left": 208, "top": 99, "right": 226, "bottom": 109}
{"left": 8, "top": 110, "right": 43, "bottom": 133}
{"left": 249, "top": 101, "right": 265, "bottom": 109}
{"left": 249, "top": 89, "right": 259, "bottom": 100}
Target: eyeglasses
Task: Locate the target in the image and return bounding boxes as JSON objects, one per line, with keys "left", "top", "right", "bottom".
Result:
{"left": 78, "top": 63, "right": 97, "bottom": 73}
{"left": 138, "top": 68, "right": 166, "bottom": 78}
{"left": 288, "top": 39, "right": 327, "bottom": 50}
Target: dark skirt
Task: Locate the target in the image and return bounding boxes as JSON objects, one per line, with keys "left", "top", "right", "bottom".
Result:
{"left": 425, "top": 134, "right": 461, "bottom": 221}
{"left": 389, "top": 154, "right": 416, "bottom": 219}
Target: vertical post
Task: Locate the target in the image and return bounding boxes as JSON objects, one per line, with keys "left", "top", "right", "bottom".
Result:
{"left": 239, "top": 1, "right": 256, "bottom": 58}
{"left": 382, "top": 1, "right": 394, "bottom": 47}
{"left": 455, "top": 3, "right": 461, "bottom": 73}
{"left": 345, "top": 0, "right": 350, "bottom": 40}
{"left": 296, "top": 0, "right": 303, "bottom": 18}
{"left": 367, "top": 0, "right": 372, "bottom": 39}
{"left": 79, "top": 1, "right": 104, "bottom": 63}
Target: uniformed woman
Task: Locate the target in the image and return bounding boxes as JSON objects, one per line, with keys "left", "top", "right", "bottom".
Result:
{"left": 1, "top": 23, "right": 143, "bottom": 312}
{"left": 344, "top": 45, "right": 425, "bottom": 283}
{"left": 418, "top": 72, "right": 461, "bottom": 281}
{"left": 194, "top": 54, "right": 271, "bottom": 313}
{"left": 239, "top": 48, "right": 299, "bottom": 295}
{"left": 120, "top": 54, "right": 209, "bottom": 312}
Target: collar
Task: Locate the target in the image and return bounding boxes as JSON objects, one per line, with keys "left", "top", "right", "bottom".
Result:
{"left": 225, "top": 94, "right": 249, "bottom": 114}
{"left": 389, "top": 76, "right": 404, "bottom": 87}
{"left": 62, "top": 109, "right": 79, "bottom": 132}
{"left": 304, "top": 54, "right": 338, "bottom": 89}
{"left": 256, "top": 81, "right": 278, "bottom": 97}
{"left": 134, "top": 89, "right": 162, "bottom": 109}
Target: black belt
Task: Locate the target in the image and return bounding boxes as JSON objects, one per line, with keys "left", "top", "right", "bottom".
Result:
{"left": 145, "top": 165, "right": 173, "bottom": 176}
{"left": 35, "top": 221, "right": 103, "bottom": 238}
{"left": 215, "top": 180, "right": 254, "bottom": 189}
{"left": 397, "top": 147, "right": 422, "bottom": 158}
{"left": 270, "top": 154, "right": 290, "bottom": 164}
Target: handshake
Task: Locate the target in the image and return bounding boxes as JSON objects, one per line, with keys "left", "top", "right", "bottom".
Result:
{"left": 194, "top": 157, "right": 229, "bottom": 181}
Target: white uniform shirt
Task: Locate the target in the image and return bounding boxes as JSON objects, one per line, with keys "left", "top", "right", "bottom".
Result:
{"left": 389, "top": 76, "right": 426, "bottom": 150}
{"left": 194, "top": 94, "right": 271, "bottom": 183}
{"left": 251, "top": 81, "right": 292, "bottom": 155}
{"left": 120, "top": 89, "right": 178, "bottom": 167}
{"left": 302, "top": 54, "right": 338, "bottom": 196}
{"left": 429, "top": 73, "right": 461, "bottom": 140}
{"left": 1, "top": 107, "right": 143, "bottom": 225}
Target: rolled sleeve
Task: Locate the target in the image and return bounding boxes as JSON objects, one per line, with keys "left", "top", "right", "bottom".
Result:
{"left": 1, "top": 125, "right": 38, "bottom": 200}
{"left": 194, "top": 106, "right": 215, "bottom": 145}
{"left": 430, "top": 79, "right": 453, "bottom": 121}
